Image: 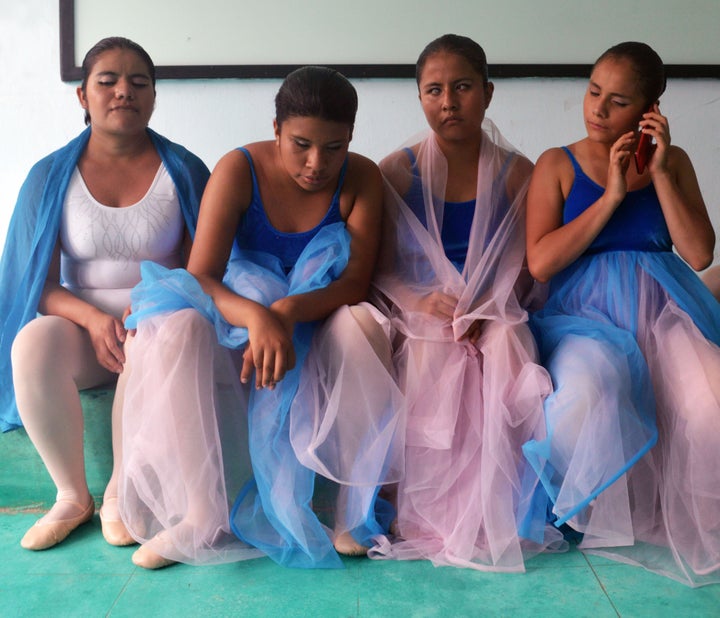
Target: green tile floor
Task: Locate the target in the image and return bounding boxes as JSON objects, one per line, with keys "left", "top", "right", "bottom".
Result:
{"left": 2, "top": 389, "right": 719, "bottom": 617}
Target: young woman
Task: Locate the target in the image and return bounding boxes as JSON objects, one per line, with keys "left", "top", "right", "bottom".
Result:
{"left": 367, "top": 34, "right": 563, "bottom": 571}
{"left": 119, "top": 66, "right": 403, "bottom": 569}
{"left": 523, "top": 42, "right": 720, "bottom": 586}
{"left": 0, "top": 37, "right": 209, "bottom": 550}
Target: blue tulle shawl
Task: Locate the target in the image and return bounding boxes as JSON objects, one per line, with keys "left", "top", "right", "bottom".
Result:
{"left": 0, "top": 128, "right": 209, "bottom": 431}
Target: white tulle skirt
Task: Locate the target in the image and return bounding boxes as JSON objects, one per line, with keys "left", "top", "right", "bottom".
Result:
{"left": 119, "top": 223, "right": 404, "bottom": 568}
{"left": 120, "top": 308, "right": 261, "bottom": 564}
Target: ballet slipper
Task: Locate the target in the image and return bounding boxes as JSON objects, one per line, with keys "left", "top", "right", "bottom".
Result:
{"left": 99, "top": 498, "right": 136, "bottom": 547}
{"left": 20, "top": 499, "right": 95, "bottom": 550}
{"left": 132, "top": 534, "right": 177, "bottom": 570}
{"left": 333, "top": 531, "right": 369, "bottom": 557}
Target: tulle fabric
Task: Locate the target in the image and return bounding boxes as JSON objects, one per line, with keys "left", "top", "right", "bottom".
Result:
{"left": 120, "top": 308, "right": 260, "bottom": 564}
{"left": 524, "top": 250, "right": 720, "bottom": 586}
{"left": 368, "top": 120, "right": 565, "bottom": 571}
{"left": 120, "top": 222, "right": 404, "bottom": 567}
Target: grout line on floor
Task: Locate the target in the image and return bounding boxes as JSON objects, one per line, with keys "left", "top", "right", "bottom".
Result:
{"left": 582, "top": 551, "right": 622, "bottom": 618}
{"left": 105, "top": 569, "right": 138, "bottom": 617}
{"left": 0, "top": 505, "right": 47, "bottom": 515}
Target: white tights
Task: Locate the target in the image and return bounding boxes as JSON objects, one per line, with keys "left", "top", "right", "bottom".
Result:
{"left": 11, "top": 315, "right": 124, "bottom": 523}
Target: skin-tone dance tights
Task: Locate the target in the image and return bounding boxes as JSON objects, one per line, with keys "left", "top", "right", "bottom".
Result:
{"left": 12, "top": 315, "right": 115, "bottom": 523}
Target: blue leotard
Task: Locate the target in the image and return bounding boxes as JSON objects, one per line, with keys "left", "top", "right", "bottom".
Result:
{"left": 402, "top": 148, "right": 475, "bottom": 270}
{"left": 561, "top": 147, "right": 671, "bottom": 254}
{"left": 234, "top": 147, "right": 346, "bottom": 271}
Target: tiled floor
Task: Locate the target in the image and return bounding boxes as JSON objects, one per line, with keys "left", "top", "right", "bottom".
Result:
{"left": 2, "top": 390, "right": 719, "bottom": 617}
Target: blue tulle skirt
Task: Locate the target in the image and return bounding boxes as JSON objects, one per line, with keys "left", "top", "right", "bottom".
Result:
{"left": 523, "top": 249, "right": 720, "bottom": 586}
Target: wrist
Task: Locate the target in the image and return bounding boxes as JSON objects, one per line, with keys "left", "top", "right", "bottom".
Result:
{"left": 649, "top": 168, "right": 672, "bottom": 184}
{"left": 78, "top": 304, "right": 105, "bottom": 330}
{"left": 599, "top": 191, "right": 622, "bottom": 213}
{"left": 270, "top": 296, "right": 299, "bottom": 333}
{"left": 270, "top": 295, "right": 295, "bottom": 318}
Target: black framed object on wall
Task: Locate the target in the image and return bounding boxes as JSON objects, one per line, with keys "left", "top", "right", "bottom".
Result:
{"left": 59, "top": 0, "right": 720, "bottom": 81}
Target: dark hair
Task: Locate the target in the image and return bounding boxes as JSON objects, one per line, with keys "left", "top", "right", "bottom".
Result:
{"left": 594, "top": 41, "right": 666, "bottom": 105}
{"left": 275, "top": 66, "right": 358, "bottom": 129}
{"left": 416, "top": 34, "right": 489, "bottom": 87}
{"left": 80, "top": 37, "right": 156, "bottom": 125}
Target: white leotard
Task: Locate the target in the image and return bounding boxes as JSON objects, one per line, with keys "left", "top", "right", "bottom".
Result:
{"left": 60, "top": 164, "right": 184, "bottom": 318}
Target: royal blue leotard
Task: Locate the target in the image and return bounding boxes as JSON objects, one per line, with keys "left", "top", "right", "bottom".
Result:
{"left": 234, "top": 147, "right": 346, "bottom": 272}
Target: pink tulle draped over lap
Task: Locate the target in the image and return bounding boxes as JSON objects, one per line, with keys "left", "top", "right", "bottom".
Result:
{"left": 368, "top": 120, "right": 565, "bottom": 571}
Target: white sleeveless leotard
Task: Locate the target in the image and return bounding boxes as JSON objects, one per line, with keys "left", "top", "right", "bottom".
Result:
{"left": 60, "top": 164, "right": 184, "bottom": 318}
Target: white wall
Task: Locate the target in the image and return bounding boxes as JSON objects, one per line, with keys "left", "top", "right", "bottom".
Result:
{"left": 2, "top": 0, "right": 719, "bottom": 266}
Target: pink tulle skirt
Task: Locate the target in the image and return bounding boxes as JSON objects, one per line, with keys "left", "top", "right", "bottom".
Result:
{"left": 370, "top": 317, "right": 565, "bottom": 571}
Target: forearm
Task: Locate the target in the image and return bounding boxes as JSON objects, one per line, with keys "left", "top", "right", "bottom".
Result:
{"left": 193, "top": 273, "right": 269, "bottom": 328}
{"left": 37, "top": 283, "right": 107, "bottom": 329}
{"left": 653, "top": 171, "right": 715, "bottom": 269}
{"left": 274, "top": 276, "right": 370, "bottom": 325}
{"left": 528, "top": 194, "right": 618, "bottom": 283}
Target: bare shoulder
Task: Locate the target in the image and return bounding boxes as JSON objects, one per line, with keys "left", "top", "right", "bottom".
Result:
{"left": 201, "top": 147, "right": 257, "bottom": 213}
{"left": 209, "top": 141, "right": 277, "bottom": 188}
{"left": 665, "top": 144, "right": 694, "bottom": 171}
{"left": 379, "top": 148, "right": 414, "bottom": 196}
{"left": 339, "top": 153, "right": 383, "bottom": 223}
{"left": 212, "top": 147, "right": 250, "bottom": 177}
{"left": 231, "top": 140, "right": 276, "bottom": 170}
{"left": 345, "top": 152, "right": 382, "bottom": 189}
{"left": 534, "top": 146, "right": 573, "bottom": 172}
{"left": 241, "top": 140, "right": 274, "bottom": 157}
{"left": 533, "top": 146, "right": 575, "bottom": 193}
{"left": 348, "top": 151, "right": 381, "bottom": 172}
{"left": 507, "top": 150, "right": 534, "bottom": 182}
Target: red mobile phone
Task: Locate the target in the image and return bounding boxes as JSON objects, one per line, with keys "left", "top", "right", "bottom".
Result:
{"left": 634, "top": 106, "right": 654, "bottom": 174}
{"left": 634, "top": 131, "right": 652, "bottom": 174}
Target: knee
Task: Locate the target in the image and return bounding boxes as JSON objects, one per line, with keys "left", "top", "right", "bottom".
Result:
{"left": 318, "top": 305, "right": 393, "bottom": 369}
{"left": 142, "top": 308, "right": 213, "bottom": 347}
{"left": 481, "top": 320, "right": 538, "bottom": 356}
{"left": 348, "top": 304, "right": 394, "bottom": 370}
{"left": 11, "top": 316, "right": 72, "bottom": 379}
{"left": 348, "top": 304, "right": 387, "bottom": 340}
{"left": 547, "top": 335, "right": 636, "bottom": 417}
